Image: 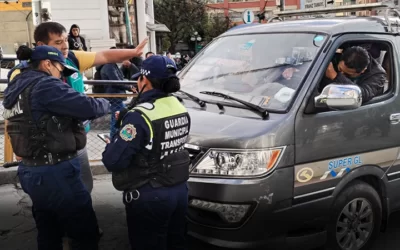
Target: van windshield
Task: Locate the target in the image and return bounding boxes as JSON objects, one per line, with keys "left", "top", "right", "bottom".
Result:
{"left": 179, "top": 33, "right": 327, "bottom": 111}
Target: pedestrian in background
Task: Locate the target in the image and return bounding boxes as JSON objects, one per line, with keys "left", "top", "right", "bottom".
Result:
{"left": 68, "top": 24, "right": 88, "bottom": 51}
{"left": 126, "top": 44, "right": 144, "bottom": 69}
{"left": 145, "top": 51, "right": 154, "bottom": 58}
{"left": 99, "top": 47, "right": 137, "bottom": 138}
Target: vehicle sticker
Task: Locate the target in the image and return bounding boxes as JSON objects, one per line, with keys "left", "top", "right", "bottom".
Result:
{"left": 296, "top": 167, "right": 314, "bottom": 183}
{"left": 320, "top": 167, "right": 351, "bottom": 180}
{"left": 241, "top": 39, "right": 256, "bottom": 50}
{"left": 320, "top": 156, "right": 362, "bottom": 180}
{"left": 328, "top": 155, "right": 362, "bottom": 170}
{"left": 258, "top": 96, "right": 271, "bottom": 107}
{"left": 313, "top": 35, "right": 325, "bottom": 42}
{"left": 294, "top": 148, "right": 397, "bottom": 189}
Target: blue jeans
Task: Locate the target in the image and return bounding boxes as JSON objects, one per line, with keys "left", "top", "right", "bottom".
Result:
{"left": 123, "top": 182, "right": 188, "bottom": 250}
{"left": 18, "top": 158, "right": 99, "bottom": 250}
{"left": 110, "top": 100, "right": 126, "bottom": 138}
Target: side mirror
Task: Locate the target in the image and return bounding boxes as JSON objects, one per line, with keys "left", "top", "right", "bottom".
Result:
{"left": 315, "top": 84, "right": 362, "bottom": 110}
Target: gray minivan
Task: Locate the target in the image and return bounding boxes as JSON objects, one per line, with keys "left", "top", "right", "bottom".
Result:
{"left": 177, "top": 5, "right": 400, "bottom": 250}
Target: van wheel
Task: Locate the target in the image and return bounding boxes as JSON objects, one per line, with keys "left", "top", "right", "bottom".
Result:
{"left": 326, "top": 180, "right": 382, "bottom": 250}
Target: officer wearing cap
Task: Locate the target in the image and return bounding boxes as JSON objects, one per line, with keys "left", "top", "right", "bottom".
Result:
{"left": 102, "top": 56, "right": 191, "bottom": 250}
{"left": 3, "top": 45, "right": 109, "bottom": 250}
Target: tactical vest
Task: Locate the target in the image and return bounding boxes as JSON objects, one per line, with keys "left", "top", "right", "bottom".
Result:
{"left": 5, "top": 76, "right": 86, "bottom": 165}
{"left": 112, "top": 96, "right": 191, "bottom": 191}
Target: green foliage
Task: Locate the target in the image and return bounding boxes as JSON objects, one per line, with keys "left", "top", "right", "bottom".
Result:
{"left": 154, "top": 0, "right": 205, "bottom": 53}
{"left": 154, "top": 0, "right": 231, "bottom": 52}
{"left": 204, "top": 13, "right": 231, "bottom": 41}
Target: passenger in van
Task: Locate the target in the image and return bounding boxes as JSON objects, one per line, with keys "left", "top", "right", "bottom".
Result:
{"left": 319, "top": 46, "right": 386, "bottom": 103}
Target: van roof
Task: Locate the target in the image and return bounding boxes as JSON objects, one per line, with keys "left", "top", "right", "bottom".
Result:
{"left": 223, "top": 16, "right": 393, "bottom": 37}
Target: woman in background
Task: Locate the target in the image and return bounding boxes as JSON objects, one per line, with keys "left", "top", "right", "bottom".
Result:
{"left": 68, "top": 24, "right": 88, "bottom": 51}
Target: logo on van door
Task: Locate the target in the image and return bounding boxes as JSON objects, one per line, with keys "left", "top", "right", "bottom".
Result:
{"left": 320, "top": 155, "right": 362, "bottom": 180}
{"left": 320, "top": 167, "right": 351, "bottom": 180}
{"left": 296, "top": 167, "right": 314, "bottom": 183}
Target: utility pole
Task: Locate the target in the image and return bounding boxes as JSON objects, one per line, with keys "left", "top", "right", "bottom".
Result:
{"left": 280, "top": 0, "right": 285, "bottom": 11}
{"left": 124, "top": 0, "right": 133, "bottom": 45}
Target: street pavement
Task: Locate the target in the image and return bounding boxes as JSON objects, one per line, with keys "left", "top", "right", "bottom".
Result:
{"left": 0, "top": 174, "right": 399, "bottom": 250}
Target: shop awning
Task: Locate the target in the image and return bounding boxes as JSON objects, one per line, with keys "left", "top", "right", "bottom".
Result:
{"left": 146, "top": 23, "right": 170, "bottom": 32}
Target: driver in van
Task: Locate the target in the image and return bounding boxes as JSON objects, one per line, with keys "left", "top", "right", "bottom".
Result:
{"left": 319, "top": 46, "right": 386, "bottom": 103}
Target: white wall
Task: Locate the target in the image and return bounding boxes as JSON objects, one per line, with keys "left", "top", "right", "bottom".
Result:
{"left": 48, "top": 0, "right": 154, "bottom": 52}
{"left": 146, "top": 0, "right": 157, "bottom": 53}
{"left": 136, "top": 0, "right": 149, "bottom": 53}
{"left": 47, "top": 0, "right": 109, "bottom": 40}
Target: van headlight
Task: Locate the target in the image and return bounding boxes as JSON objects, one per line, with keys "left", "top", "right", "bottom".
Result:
{"left": 191, "top": 148, "right": 283, "bottom": 177}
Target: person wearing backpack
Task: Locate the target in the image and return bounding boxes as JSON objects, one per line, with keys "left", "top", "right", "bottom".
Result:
{"left": 93, "top": 65, "right": 106, "bottom": 94}
{"left": 99, "top": 47, "right": 137, "bottom": 138}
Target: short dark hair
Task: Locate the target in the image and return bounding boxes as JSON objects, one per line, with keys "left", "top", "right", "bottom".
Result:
{"left": 145, "top": 51, "right": 154, "bottom": 57}
{"left": 341, "top": 46, "right": 370, "bottom": 73}
{"left": 34, "top": 22, "right": 67, "bottom": 44}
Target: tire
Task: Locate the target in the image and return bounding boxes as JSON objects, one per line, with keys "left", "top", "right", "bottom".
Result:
{"left": 326, "top": 180, "right": 382, "bottom": 250}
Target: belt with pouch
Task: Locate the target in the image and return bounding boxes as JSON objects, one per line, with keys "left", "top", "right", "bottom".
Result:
{"left": 22, "top": 152, "right": 77, "bottom": 166}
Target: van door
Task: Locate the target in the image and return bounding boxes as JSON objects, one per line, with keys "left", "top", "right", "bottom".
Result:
{"left": 293, "top": 34, "right": 400, "bottom": 210}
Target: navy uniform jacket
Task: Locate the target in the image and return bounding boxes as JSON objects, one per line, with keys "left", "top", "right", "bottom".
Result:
{"left": 3, "top": 70, "right": 110, "bottom": 122}
{"left": 102, "top": 89, "right": 168, "bottom": 172}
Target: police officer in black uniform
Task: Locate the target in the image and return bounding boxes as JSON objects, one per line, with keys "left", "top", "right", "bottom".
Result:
{"left": 3, "top": 45, "right": 109, "bottom": 250}
{"left": 102, "top": 55, "right": 191, "bottom": 250}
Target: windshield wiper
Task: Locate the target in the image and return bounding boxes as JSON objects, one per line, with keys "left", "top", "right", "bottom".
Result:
{"left": 197, "top": 61, "right": 312, "bottom": 82}
{"left": 199, "top": 91, "right": 269, "bottom": 120}
{"left": 175, "top": 90, "right": 206, "bottom": 108}
{"left": 175, "top": 90, "right": 226, "bottom": 113}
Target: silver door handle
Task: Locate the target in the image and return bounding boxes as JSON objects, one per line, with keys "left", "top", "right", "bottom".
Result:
{"left": 390, "top": 113, "right": 400, "bottom": 124}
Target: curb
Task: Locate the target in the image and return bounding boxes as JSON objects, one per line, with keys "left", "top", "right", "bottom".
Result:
{"left": 0, "top": 162, "right": 110, "bottom": 186}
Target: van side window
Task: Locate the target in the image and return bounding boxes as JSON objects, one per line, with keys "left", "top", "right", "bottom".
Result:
{"left": 310, "top": 41, "right": 394, "bottom": 113}
{"left": 325, "top": 43, "right": 392, "bottom": 98}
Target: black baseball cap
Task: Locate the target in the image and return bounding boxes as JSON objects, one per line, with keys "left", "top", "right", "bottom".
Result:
{"left": 30, "top": 45, "right": 78, "bottom": 76}
{"left": 131, "top": 55, "right": 177, "bottom": 80}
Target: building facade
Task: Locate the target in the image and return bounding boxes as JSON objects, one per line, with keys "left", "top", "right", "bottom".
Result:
{"left": 47, "top": 0, "right": 160, "bottom": 53}
{"left": 0, "top": 0, "right": 165, "bottom": 54}
{"left": 0, "top": 0, "right": 34, "bottom": 54}
{"left": 207, "top": 0, "right": 301, "bottom": 24}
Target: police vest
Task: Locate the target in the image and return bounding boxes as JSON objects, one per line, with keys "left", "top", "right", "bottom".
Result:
{"left": 5, "top": 75, "right": 86, "bottom": 165}
{"left": 111, "top": 96, "right": 191, "bottom": 191}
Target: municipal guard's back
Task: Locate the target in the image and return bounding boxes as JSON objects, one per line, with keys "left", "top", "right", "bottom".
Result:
{"left": 102, "top": 55, "right": 190, "bottom": 250}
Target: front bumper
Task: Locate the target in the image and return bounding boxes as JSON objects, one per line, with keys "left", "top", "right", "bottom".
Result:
{"left": 187, "top": 167, "right": 332, "bottom": 249}
{"left": 188, "top": 229, "right": 327, "bottom": 249}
